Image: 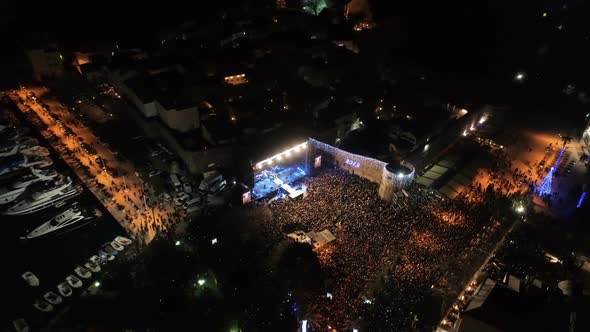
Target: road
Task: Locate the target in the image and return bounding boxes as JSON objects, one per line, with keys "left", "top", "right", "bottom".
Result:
{"left": 436, "top": 216, "right": 521, "bottom": 332}
{"left": 8, "top": 86, "right": 183, "bottom": 243}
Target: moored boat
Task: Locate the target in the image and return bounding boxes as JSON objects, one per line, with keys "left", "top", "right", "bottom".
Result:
{"left": 114, "top": 235, "right": 132, "bottom": 246}
{"left": 66, "top": 275, "right": 82, "bottom": 288}
{"left": 43, "top": 291, "right": 63, "bottom": 305}
{"left": 33, "top": 299, "right": 53, "bottom": 312}
{"left": 75, "top": 266, "right": 91, "bottom": 279}
{"left": 21, "top": 271, "right": 39, "bottom": 287}
{"left": 57, "top": 282, "right": 72, "bottom": 297}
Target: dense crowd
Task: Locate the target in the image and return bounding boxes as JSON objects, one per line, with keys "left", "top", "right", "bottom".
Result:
{"left": 265, "top": 168, "right": 499, "bottom": 331}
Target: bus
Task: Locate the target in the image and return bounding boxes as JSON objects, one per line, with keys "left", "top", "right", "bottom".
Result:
{"left": 170, "top": 173, "right": 182, "bottom": 191}
{"left": 199, "top": 173, "right": 223, "bottom": 191}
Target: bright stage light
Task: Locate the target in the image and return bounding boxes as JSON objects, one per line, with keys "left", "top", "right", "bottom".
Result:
{"left": 302, "top": 320, "right": 308, "bottom": 332}
{"left": 254, "top": 142, "right": 308, "bottom": 168}
{"left": 397, "top": 173, "right": 404, "bottom": 178}
{"left": 577, "top": 192, "right": 586, "bottom": 208}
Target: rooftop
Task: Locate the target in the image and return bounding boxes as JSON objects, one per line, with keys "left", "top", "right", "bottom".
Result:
{"left": 458, "top": 279, "right": 569, "bottom": 332}
{"left": 125, "top": 69, "right": 198, "bottom": 110}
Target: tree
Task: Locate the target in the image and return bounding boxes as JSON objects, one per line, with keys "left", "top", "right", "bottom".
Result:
{"left": 56, "top": 237, "right": 228, "bottom": 331}
{"left": 288, "top": 0, "right": 328, "bottom": 15}
{"left": 273, "top": 242, "right": 322, "bottom": 296}
{"left": 304, "top": 0, "right": 328, "bottom": 15}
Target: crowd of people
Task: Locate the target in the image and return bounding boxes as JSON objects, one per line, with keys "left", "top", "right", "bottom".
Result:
{"left": 15, "top": 88, "right": 184, "bottom": 244}
{"left": 263, "top": 168, "right": 503, "bottom": 331}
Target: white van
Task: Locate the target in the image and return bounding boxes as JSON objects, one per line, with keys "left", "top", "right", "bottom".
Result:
{"left": 199, "top": 173, "right": 223, "bottom": 191}
{"left": 174, "top": 193, "right": 189, "bottom": 206}
{"left": 170, "top": 174, "right": 182, "bottom": 191}
{"left": 186, "top": 205, "right": 201, "bottom": 214}
{"left": 183, "top": 197, "right": 200, "bottom": 210}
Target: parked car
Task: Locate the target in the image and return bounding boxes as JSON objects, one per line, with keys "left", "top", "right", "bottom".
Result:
{"left": 95, "top": 157, "right": 108, "bottom": 166}
{"left": 183, "top": 182, "right": 192, "bottom": 194}
{"left": 149, "top": 170, "right": 162, "bottom": 178}
{"left": 174, "top": 193, "right": 190, "bottom": 206}
{"left": 105, "top": 166, "right": 119, "bottom": 177}
{"left": 81, "top": 143, "right": 97, "bottom": 155}
{"left": 161, "top": 192, "right": 172, "bottom": 201}
{"left": 182, "top": 197, "right": 201, "bottom": 210}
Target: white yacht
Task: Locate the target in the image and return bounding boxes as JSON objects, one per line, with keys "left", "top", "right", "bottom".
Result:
{"left": 0, "top": 185, "right": 26, "bottom": 205}
{"left": 0, "top": 169, "right": 58, "bottom": 205}
{"left": 0, "top": 137, "right": 38, "bottom": 157}
{"left": 0, "top": 155, "right": 26, "bottom": 175}
{"left": 21, "top": 271, "right": 39, "bottom": 287}
{"left": 20, "top": 145, "right": 50, "bottom": 157}
{"left": 0, "top": 155, "right": 53, "bottom": 176}
{"left": 22, "top": 204, "right": 102, "bottom": 239}
{"left": 22, "top": 156, "right": 53, "bottom": 169}
{"left": 57, "top": 282, "right": 72, "bottom": 297}
{"left": 12, "top": 169, "right": 59, "bottom": 189}
{"left": 33, "top": 299, "right": 53, "bottom": 312}
{"left": 3, "top": 177, "right": 82, "bottom": 216}
{"left": 0, "top": 145, "right": 18, "bottom": 158}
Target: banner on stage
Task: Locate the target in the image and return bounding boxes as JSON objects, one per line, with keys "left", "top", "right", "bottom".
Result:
{"left": 315, "top": 156, "right": 322, "bottom": 168}
{"left": 242, "top": 191, "right": 252, "bottom": 204}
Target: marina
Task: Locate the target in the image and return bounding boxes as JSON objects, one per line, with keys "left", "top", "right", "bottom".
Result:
{"left": 2, "top": 99, "right": 127, "bottom": 328}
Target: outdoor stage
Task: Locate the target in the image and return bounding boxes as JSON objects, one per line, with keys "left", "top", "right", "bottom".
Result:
{"left": 252, "top": 164, "right": 307, "bottom": 200}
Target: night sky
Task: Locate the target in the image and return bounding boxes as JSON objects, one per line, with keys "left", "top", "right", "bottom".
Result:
{"left": 1, "top": 0, "right": 589, "bottom": 101}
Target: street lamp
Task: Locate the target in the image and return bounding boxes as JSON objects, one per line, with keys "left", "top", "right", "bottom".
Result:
{"left": 515, "top": 205, "right": 525, "bottom": 214}
{"left": 515, "top": 72, "right": 525, "bottom": 81}
{"left": 94, "top": 281, "right": 101, "bottom": 287}
{"left": 197, "top": 279, "right": 205, "bottom": 286}
{"left": 175, "top": 240, "right": 181, "bottom": 246}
